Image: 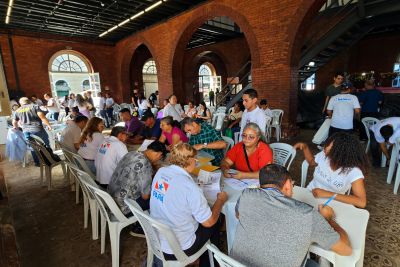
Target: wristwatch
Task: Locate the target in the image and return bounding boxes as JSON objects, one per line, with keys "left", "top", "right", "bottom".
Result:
{"left": 203, "top": 142, "right": 208, "bottom": 148}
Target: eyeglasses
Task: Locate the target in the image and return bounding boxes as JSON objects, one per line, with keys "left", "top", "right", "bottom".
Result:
{"left": 241, "top": 134, "right": 257, "bottom": 140}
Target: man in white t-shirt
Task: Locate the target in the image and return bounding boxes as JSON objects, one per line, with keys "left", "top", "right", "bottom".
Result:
{"left": 239, "top": 88, "right": 267, "bottom": 140}
{"left": 163, "top": 95, "right": 184, "bottom": 122}
{"left": 260, "top": 99, "right": 273, "bottom": 118}
{"left": 369, "top": 117, "right": 400, "bottom": 166}
{"left": 94, "top": 126, "right": 128, "bottom": 187}
{"left": 44, "top": 93, "right": 60, "bottom": 121}
{"left": 327, "top": 84, "right": 360, "bottom": 136}
{"left": 60, "top": 115, "right": 88, "bottom": 152}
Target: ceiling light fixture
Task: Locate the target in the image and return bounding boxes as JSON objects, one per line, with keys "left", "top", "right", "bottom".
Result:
{"left": 98, "top": 0, "right": 167, "bottom": 37}
{"left": 5, "top": 0, "right": 14, "bottom": 24}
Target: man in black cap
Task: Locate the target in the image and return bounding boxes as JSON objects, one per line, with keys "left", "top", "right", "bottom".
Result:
{"left": 140, "top": 111, "right": 162, "bottom": 140}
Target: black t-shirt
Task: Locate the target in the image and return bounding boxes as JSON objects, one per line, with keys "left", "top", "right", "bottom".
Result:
{"left": 13, "top": 104, "right": 47, "bottom": 132}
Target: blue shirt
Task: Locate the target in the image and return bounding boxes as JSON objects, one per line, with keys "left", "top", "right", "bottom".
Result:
{"left": 358, "top": 89, "right": 383, "bottom": 113}
{"left": 140, "top": 119, "right": 162, "bottom": 139}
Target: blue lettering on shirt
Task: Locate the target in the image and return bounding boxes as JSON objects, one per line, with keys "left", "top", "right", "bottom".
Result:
{"left": 153, "top": 190, "right": 164, "bottom": 203}
{"left": 99, "top": 148, "right": 107, "bottom": 154}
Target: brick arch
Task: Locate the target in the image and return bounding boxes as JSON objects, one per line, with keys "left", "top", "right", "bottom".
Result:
{"left": 171, "top": 3, "right": 260, "bottom": 100}
{"left": 119, "top": 37, "right": 159, "bottom": 101}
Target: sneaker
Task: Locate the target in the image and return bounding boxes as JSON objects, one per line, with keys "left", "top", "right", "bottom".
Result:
{"left": 129, "top": 222, "right": 145, "bottom": 238}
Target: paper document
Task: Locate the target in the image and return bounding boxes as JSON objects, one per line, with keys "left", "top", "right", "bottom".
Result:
{"left": 224, "top": 178, "right": 259, "bottom": 190}
{"left": 198, "top": 172, "right": 221, "bottom": 204}
{"left": 137, "top": 139, "right": 155, "bottom": 152}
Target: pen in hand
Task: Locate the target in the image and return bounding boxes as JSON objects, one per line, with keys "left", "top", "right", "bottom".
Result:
{"left": 323, "top": 194, "right": 337, "bottom": 207}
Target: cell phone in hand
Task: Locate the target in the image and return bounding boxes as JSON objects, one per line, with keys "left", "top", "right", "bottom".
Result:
{"left": 228, "top": 169, "right": 238, "bottom": 175}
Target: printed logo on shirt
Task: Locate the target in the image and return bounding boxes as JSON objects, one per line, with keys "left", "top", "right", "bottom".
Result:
{"left": 99, "top": 143, "right": 110, "bottom": 154}
{"left": 80, "top": 143, "right": 87, "bottom": 148}
{"left": 152, "top": 178, "right": 169, "bottom": 203}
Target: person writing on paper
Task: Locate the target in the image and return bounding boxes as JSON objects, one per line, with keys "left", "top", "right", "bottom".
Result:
{"left": 150, "top": 143, "right": 228, "bottom": 267}
{"left": 221, "top": 123, "right": 273, "bottom": 179}
{"left": 294, "top": 132, "right": 369, "bottom": 208}
{"left": 78, "top": 117, "right": 105, "bottom": 174}
{"left": 139, "top": 111, "right": 162, "bottom": 140}
{"left": 159, "top": 116, "right": 188, "bottom": 149}
{"left": 231, "top": 164, "right": 352, "bottom": 267}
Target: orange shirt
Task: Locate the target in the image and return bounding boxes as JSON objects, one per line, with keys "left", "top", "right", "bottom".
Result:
{"left": 226, "top": 142, "right": 273, "bottom": 172}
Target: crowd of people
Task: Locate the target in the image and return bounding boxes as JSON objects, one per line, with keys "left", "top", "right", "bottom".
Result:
{"left": 8, "top": 79, "right": 400, "bottom": 266}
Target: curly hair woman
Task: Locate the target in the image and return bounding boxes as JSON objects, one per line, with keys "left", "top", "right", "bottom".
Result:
{"left": 294, "top": 132, "right": 369, "bottom": 208}
{"left": 78, "top": 117, "right": 105, "bottom": 174}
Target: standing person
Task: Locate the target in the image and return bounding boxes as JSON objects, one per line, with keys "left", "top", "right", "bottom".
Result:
{"left": 12, "top": 97, "right": 52, "bottom": 166}
{"left": 163, "top": 95, "right": 184, "bottom": 122}
{"left": 78, "top": 117, "right": 105, "bottom": 174}
{"left": 86, "top": 91, "right": 96, "bottom": 118}
{"left": 230, "top": 164, "right": 352, "bottom": 267}
{"left": 327, "top": 83, "right": 361, "bottom": 136}
{"left": 105, "top": 92, "right": 115, "bottom": 126}
{"left": 322, "top": 72, "right": 344, "bottom": 114}
{"left": 149, "top": 90, "right": 159, "bottom": 107}
{"left": 209, "top": 90, "right": 215, "bottom": 106}
{"left": 61, "top": 95, "right": 70, "bottom": 115}
{"left": 358, "top": 80, "right": 384, "bottom": 140}
{"left": 181, "top": 117, "right": 227, "bottom": 165}
{"left": 44, "top": 93, "right": 60, "bottom": 121}
{"left": 60, "top": 115, "right": 88, "bottom": 152}
{"left": 97, "top": 92, "right": 109, "bottom": 128}
{"left": 31, "top": 95, "right": 43, "bottom": 106}
{"left": 239, "top": 88, "right": 267, "bottom": 140}
{"left": 131, "top": 89, "right": 139, "bottom": 109}
{"left": 75, "top": 94, "right": 91, "bottom": 118}
{"left": 95, "top": 126, "right": 129, "bottom": 188}
{"left": 150, "top": 143, "right": 228, "bottom": 267}
{"left": 68, "top": 93, "right": 76, "bottom": 110}
{"left": 369, "top": 117, "right": 400, "bottom": 167}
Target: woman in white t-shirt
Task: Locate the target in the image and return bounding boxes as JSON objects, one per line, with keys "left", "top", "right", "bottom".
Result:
{"left": 78, "top": 117, "right": 105, "bottom": 174}
{"left": 76, "top": 94, "right": 91, "bottom": 118}
{"left": 294, "top": 132, "right": 369, "bottom": 208}
{"left": 137, "top": 93, "right": 149, "bottom": 118}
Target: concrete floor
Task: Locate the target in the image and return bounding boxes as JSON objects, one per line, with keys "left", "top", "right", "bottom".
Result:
{"left": 2, "top": 129, "right": 400, "bottom": 267}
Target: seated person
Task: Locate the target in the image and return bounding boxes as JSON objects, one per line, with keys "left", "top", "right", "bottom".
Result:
{"left": 185, "top": 100, "right": 197, "bottom": 118}
{"left": 60, "top": 115, "right": 88, "bottom": 152}
{"left": 294, "top": 132, "right": 368, "bottom": 208}
{"left": 231, "top": 164, "right": 352, "bottom": 267}
{"left": 78, "top": 117, "right": 105, "bottom": 174}
{"left": 94, "top": 126, "right": 129, "bottom": 188}
{"left": 139, "top": 111, "right": 162, "bottom": 140}
{"left": 159, "top": 116, "right": 188, "bottom": 148}
{"left": 195, "top": 101, "right": 211, "bottom": 122}
{"left": 225, "top": 102, "right": 243, "bottom": 134}
{"left": 108, "top": 141, "right": 167, "bottom": 216}
{"left": 182, "top": 117, "right": 227, "bottom": 165}
{"left": 150, "top": 143, "right": 228, "bottom": 267}
{"left": 221, "top": 123, "right": 273, "bottom": 179}
{"left": 369, "top": 117, "right": 400, "bottom": 166}
{"left": 259, "top": 99, "right": 273, "bottom": 118}
{"left": 119, "top": 108, "right": 142, "bottom": 138}
{"left": 64, "top": 106, "right": 82, "bottom": 125}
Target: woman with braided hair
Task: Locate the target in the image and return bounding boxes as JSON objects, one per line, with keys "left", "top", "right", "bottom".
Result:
{"left": 294, "top": 132, "right": 369, "bottom": 208}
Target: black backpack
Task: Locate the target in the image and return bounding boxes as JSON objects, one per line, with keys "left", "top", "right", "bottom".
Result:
{"left": 28, "top": 137, "right": 61, "bottom": 165}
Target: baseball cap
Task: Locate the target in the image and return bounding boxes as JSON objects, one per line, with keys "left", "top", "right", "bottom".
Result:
{"left": 141, "top": 111, "right": 155, "bottom": 121}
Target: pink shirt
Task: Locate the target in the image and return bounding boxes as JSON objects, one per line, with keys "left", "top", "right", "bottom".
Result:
{"left": 163, "top": 127, "right": 188, "bottom": 144}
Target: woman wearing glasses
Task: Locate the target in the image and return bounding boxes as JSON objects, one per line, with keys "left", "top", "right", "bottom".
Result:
{"left": 220, "top": 123, "right": 273, "bottom": 179}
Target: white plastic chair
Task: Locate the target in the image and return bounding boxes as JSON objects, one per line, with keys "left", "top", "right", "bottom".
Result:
{"left": 183, "top": 105, "right": 189, "bottom": 113}
{"left": 270, "top": 109, "right": 284, "bottom": 141}
{"left": 216, "top": 106, "right": 227, "bottom": 113}
{"left": 222, "top": 136, "right": 234, "bottom": 154}
{"left": 264, "top": 116, "right": 272, "bottom": 143}
{"left": 389, "top": 139, "right": 400, "bottom": 193}
{"left": 85, "top": 183, "right": 137, "bottom": 267}
{"left": 28, "top": 140, "right": 67, "bottom": 190}
{"left": 124, "top": 198, "right": 213, "bottom": 267}
{"left": 114, "top": 122, "right": 125, "bottom": 127}
{"left": 151, "top": 107, "right": 158, "bottom": 117}
{"left": 361, "top": 117, "right": 380, "bottom": 153}
{"left": 215, "top": 113, "right": 226, "bottom": 131}
{"left": 234, "top": 132, "right": 240, "bottom": 144}
{"left": 269, "top": 142, "right": 296, "bottom": 170}
{"left": 207, "top": 244, "right": 245, "bottom": 267}
{"left": 68, "top": 163, "right": 105, "bottom": 241}
{"left": 113, "top": 104, "right": 122, "bottom": 122}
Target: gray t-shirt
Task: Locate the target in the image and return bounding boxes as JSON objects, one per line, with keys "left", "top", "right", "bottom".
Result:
{"left": 325, "top": 84, "right": 342, "bottom": 97}
{"left": 107, "top": 152, "right": 153, "bottom": 215}
{"left": 12, "top": 104, "right": 47, "bottom": 132}
{"left": 231, "top": 188, "right": 339, "bottom": 267}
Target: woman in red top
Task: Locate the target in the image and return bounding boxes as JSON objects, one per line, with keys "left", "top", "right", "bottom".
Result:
{"left": 221, "top": 122, "right": 273, "bottom": 179}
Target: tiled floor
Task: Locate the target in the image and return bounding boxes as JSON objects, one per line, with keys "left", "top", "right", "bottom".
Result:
{"left": 1, "top": 129, "right": 400, "bottom": 267}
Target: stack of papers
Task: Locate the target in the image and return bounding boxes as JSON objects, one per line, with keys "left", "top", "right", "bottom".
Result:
{"left": 197, "top": 171, "right": 221, "bottom": 204}
{"left": 224, "top": 178, "right": 259, "bottom": 190}
{"left": 137, "top": 139, "right": 155, "bottom": 152}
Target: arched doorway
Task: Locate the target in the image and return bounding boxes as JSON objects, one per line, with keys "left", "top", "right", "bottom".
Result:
{"left": 142, "top": 59, "right": 159, "bottom": 98}
{"left": 48, "top": 50, "right": 100, "bottom": 97}
{"left": 198, "top": 62, "right": 221, "bottom": 103}
{"left": 172, "top": 14, "right": 256, "bottom": 105}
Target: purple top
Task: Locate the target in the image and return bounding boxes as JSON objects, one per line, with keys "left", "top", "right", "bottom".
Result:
{"left": 163, "top": 126, "right": 188, "bottom": 144}
{"left": 125, "top": 116, "right": 142, "bottom": 136}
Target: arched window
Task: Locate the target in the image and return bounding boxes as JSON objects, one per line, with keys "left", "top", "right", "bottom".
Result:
{"left": 51, "top": 53, "right": 89, "bottom": 73}
{"left": 142, "top": 60, "right": 157, "bottom": 74}
{"left": 199, "top": 64, "right": 212, "bottom": 76}
{"left": 393, "top": 55, "right": 400, "bottom": 87}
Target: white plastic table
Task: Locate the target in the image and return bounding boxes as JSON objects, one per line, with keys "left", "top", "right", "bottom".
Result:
{"left": 219, "top": 182, "right": 370, "bottom": 267}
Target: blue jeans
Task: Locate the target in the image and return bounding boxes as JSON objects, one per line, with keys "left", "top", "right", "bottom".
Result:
{"left": 100, "top": 110, "right": 109, "bottom": 127}
{"left": 84, "top": 159, "right": 96, "bottom": 175}
{"left": 106, "top": 108, "right": 114, "bottom": 126}
{"left": 24, "top": 129, "right": 50, "bottom": 166}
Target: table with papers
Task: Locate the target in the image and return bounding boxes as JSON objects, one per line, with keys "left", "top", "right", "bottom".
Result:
{"left": 203, "top": 176, "right": 370, "bottom": 267}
